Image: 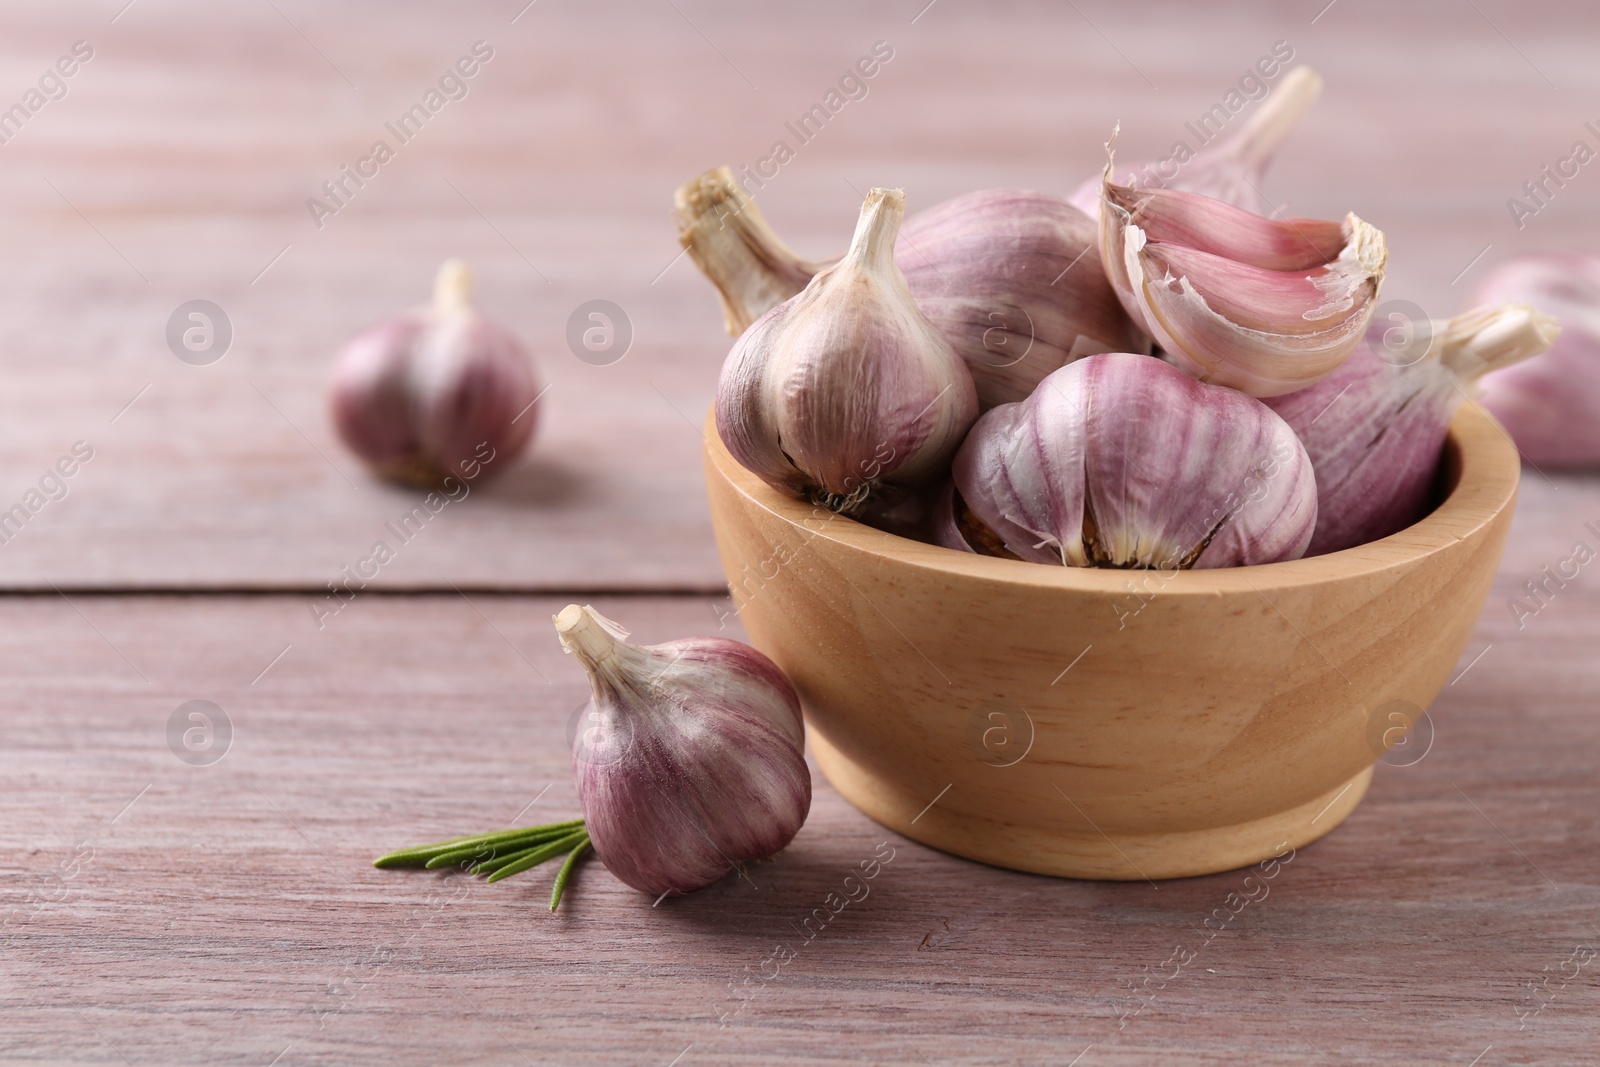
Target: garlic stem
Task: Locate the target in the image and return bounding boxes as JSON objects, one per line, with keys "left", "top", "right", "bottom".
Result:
{"left": 553, "top": 604, "right": 628, "bottom": 668}
{"left": 673, "top": 166, "right": 831, "bottom": 335}
{"left": 843, "top": 187, "right": 905, "bottom": 275}
{"left": 1214, "top": 66, "right": 1323, "bottom": 176}
{"left": 432, "top": 258, "right": 473, "bottom": 314}
{"left": 1434, "top": 302, "right": 1561, "bottom": 384}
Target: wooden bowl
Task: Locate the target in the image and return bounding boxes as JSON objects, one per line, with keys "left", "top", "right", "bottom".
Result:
{"left": 703, "top": 404, "right": 1519, "bottom": 880}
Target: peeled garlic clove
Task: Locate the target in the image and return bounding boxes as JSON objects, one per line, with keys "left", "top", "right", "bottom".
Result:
{"left": 715, "top": 187, "right": 979, "bottom": 511}
{"left": 1099, "top": 161, "right": 1388, "bottom": 397}
{"left": 673, "top": 166, "right": 832, "bottom": 337}
{"left": 675, "top": 170, "right": 1143, "bottom": 408}
{"left": 1470, "top": 253, "right": 1600, "bottom": 468}
{"left": 1265, "top": 302, "right": 1559, "bottom": 554}
{"left": 555, "top": 604, "right": 810, "bottom": 899}
{"left": 1067, "top": 66, "right": 1324, "bottom": 216}
{"left": 953, "top": 352, "right": 1316, "bottom": 569}
{"left": 330, "top": 260, "right": 541, "bottom": 485}
{"left": 896, "top": 189, "right": 1148, "bottom": 407}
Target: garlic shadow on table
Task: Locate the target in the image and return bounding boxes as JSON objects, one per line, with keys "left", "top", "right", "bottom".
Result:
{"left": 466, "top": 454, "right": 596, "bottom": 509}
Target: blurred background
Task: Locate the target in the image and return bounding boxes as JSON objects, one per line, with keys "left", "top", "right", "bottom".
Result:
{"left": 1, "top": 0, "right": 1593, "bottom": 590}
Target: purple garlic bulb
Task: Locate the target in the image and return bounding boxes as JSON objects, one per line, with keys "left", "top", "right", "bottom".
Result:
{"left": 942, "top": 352, "right": 1316, "bottom": 569}
{"left": 676, "top": 169, "right": 1142, "bottom": 408}
{"left": 715, "top": 187, "right": 978, "bottom": 512}
{"left": 1471, "top": 252, "right": 1600, "bottom": 468}
{"left": 553, "top": 604, "right": 811, "bottom": 899}
{"left": 1265, "top": 302, "right": 1558, "bottom": 554}
{"left": 330, "top": 259, "right": 541, "bottom": 486}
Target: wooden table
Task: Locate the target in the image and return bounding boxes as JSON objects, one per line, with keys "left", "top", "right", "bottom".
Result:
{"left": 4, "top": 2, "right": 1598, "bottom": 1063}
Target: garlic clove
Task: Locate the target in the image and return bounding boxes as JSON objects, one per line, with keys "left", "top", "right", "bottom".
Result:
{"left": 1470, "top": 252, "right": 1600, "bottom": 468}
{"left": 330, "top": 259, "right": 541, "bottom": 486}
{"left": 1068, "top": 65, "right": 1324, "bottom": 216}
{"left": 1265, "top": 301, "right": 1558, "bottom": 554}
{"left": 715, "top": 187, "right": 979, "bottom": 511}
{"left": 953, "top": 352, "right": 1317, "bottom": 569}
{"left": 673, "top": 166, "right": 831, "bottom": 336}
{"left": 674, "top": 170, "right": 1144, "bottom": 409}
{"left": 554, "top": 604, "right": 810, "bottom": 899}
{"left": 1099, "top": 157, "right": 1388, "bottom": 397}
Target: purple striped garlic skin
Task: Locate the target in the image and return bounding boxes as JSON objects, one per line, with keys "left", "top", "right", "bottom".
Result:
{"left": 1265, "top": 303, "right": 1558, "bottom": 555}
{"left": 554, "top": 605, "right": 810, "bottom": 899}
{"left": 951, "top": 352, "right": 1316, "bottom": 569}
{"left": 895, "top": 189, "right": 1147, "bottom": 408}
{"left": 1067, "top": 66, "right": 1323, "bottom": 217}
{"left": 330, "top": 260, "right": 540, "bottom": 486}
{"left": 1097, "top": 161, "right": 1388, "bottom": 398}
{"left": 715, "top": 187, "right": 978, "bottom": 511}
{"left": 1471, "top": 253, "right": 1600, "bottom": 468}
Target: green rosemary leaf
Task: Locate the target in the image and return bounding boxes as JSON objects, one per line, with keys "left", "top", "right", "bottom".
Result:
{"left": 549, "top": 835, "right": 591, "bottom": 911}
{"left": 372, "top": 819, "right": 586, "bottom": 868}
{"left": 467, "top": 843, "right": 552, "bottom": 876}
{"left": 483, "top": 830, "right": 588, "bottom": 884}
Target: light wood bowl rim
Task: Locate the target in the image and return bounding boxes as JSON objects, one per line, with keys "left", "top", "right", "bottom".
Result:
{"left": 703, "top": 401, "right": 1520, "bottom": 592}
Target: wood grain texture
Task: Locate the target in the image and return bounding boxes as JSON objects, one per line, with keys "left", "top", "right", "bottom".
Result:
{"left": 2, "top": 593, "right": 1598, "bottom": 1065}
{"left": 0, "top": 0, "right": 1597, "bottom": 589}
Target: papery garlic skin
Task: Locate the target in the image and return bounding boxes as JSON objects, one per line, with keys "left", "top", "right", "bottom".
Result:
{"left": 951, "top": 353, "right": 1316, "bottom": 569}
{"left": 675, "top": 170, "right": 1142, "bottom": 408}
{"left": 331, "top": 260, "right": 540, "bottom": 485}
{"left": 715, "top": 187, "right": 979, "bottom": 510}
{"left": 555, "top": 604, "right": 810, "bottom": 899}
{"left": 1471, "top": 253, "right": 1600, "bottom": 468}
{"left": 1099, "top": 163, "right": 1388, "bottom": 397}
{"left": 1067, "top": 66, "right": 1323, "bottom": 217}
{"left": 1265, "top": 302, "right": 1558, "bottom": 554}
{"left": 897, "top": 190, "right": 1148, "bottom": 407}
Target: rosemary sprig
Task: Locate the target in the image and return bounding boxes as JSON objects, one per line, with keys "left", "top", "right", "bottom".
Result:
{"left": 374, "top": 818, "right": 593, "bottom": 910}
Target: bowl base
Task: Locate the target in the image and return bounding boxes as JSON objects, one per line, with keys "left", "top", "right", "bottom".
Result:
{"left": 811, "top": 730, "right": 1373, "bottom": 881}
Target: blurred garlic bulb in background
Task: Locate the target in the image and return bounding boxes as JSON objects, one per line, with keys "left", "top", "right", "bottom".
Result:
{"left": 942, "top": 352, "right": 1317, "bottom": 569}
{"left": 330, "top": 259, "right": 541, "bottom": 486}
{"left": 1265, "top": 302, "right": 1558, "bottom": 554}
{"left": 715, "top": 187, "right": 978, "bottom": 512}
{"left": 1471, "top": 252, "right": 1600, "bottom": 468}
{"left": 676, "top": 170, "right": 1143, "bottom": 408}
{"left": 1097, "top": 163, "right": 1388, "bottom": 397}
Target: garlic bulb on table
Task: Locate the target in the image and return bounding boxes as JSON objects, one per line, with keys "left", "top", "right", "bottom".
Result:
{"left": 1265, "top": 302, "right": 1558, "bottom": 555}
{"left": 715, "top": 187, "right": 979, "bottom": 512}
{"left": 941, "top": 352, "right": 1317, "bottom": 569}
{"left": 1470, "top": 252, "right": 1600, "bottom": 468}
{"left": 330, "top": 259, "right": 542, "bottom": 486}
{"left": 676, "top": 169, "right": 1143, "bottom": 408}
{"left": 1097, "top": 162, "right": 1388, "bottom": 397}
{"left": 555, "top": 605, "right": 810, "bottom": 899}
{"left": 1066, "top": 65, "right": 1324, "bottom": 216}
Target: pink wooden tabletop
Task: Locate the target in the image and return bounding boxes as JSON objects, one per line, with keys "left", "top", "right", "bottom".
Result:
{"left": 3, "top": 1, "right": 1600, "bottom": 1064}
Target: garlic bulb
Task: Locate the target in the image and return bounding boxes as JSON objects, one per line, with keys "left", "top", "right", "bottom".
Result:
{"left": 555, "top": 604, "right": 810, "bottom": 899}
{"left": 1097, "top": 162, "right": 1388, "bottom": 397}
{"left": 715, "top": 187, "right": 979, "bottom": 511}
{"left": 896, "top": 189, "right": 1148, "bottom": 407}
{"left": 943, "top": 352, "right": 1316, "bottom": 568}
{"left": 1470, "top": 253, "right": 1600, "bottom": 468}
{"left": 676, "top": 170, "right": 1143, "bottom": 408}
{"left": 1066, "top": 65, "right": 1323, "bottom": 216}
{"left": 330, "top": 260, "right": 541, "bottom": 485}
{"left": 1265, "top": 302, "right": 1558, "bottom": 555}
